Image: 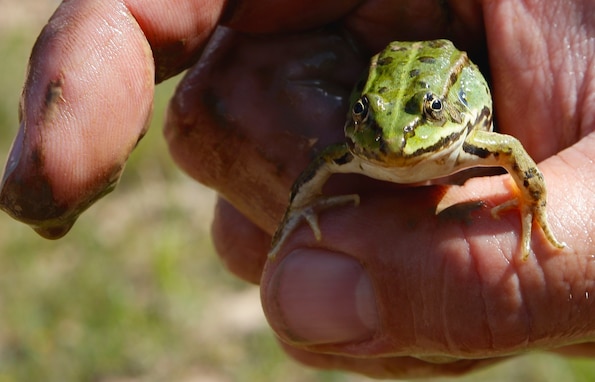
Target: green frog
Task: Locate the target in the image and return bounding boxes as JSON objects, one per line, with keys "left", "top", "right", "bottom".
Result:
{"left": 269, "top": 39, "right": 566, "bottom": 261}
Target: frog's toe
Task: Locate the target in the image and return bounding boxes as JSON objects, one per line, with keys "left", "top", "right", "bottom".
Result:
{"left": 490, "top": 198, "right": 519, "bottom": 219}
{"left": 268, "top": 194, "right": 360, "bottom": 260}
{"left": 535, "top": 213, "right": 567, "bottom": 251}
{"left": 269, "top": 208, "right": 316, "bottom": 259}
{"left": 301, "top": 194, "right": 360, "bottom": 239}
{"left": 519, "top": 207, "right": 534, "bottom": 261}
{"left": 492, "top": 200, "right": 567, "bottom": 261}
{"left": 302, "top": 207, "right": 322, "bottom": 240}
{"left": 489, "top": 198, "right": 534, "bottom": 260}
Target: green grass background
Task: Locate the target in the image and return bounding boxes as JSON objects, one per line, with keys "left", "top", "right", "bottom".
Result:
{"left": 0, "top": 1, "right": 593, "bottom": 381}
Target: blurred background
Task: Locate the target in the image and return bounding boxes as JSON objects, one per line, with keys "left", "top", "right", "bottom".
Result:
{"left": 0, "top": 1, "right": 593, "bottom": 381}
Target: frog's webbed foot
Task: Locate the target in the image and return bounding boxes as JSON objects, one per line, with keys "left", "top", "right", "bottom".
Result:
{"left": 491, "top": 199, "right": 567, "bottom": 261}
{"left": 269, "top": 194, "right": 360, "bottom": 259}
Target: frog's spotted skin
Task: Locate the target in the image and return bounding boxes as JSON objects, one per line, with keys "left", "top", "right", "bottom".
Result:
{"left": 269, "top": 40, "right": 566, "bottom": 261}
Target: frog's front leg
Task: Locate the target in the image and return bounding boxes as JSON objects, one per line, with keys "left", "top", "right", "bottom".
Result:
{"left": 461, "top": 130, "right": 566, "bottom": 260}
{"left": 269, "top": 143, "right": 360, "bottom": 259}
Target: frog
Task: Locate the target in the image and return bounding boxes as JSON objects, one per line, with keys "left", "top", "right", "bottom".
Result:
{"left": 269, "top": 39, "right": 566, "bottom": 261}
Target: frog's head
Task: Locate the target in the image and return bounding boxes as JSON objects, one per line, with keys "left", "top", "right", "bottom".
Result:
{"left": 344, "top": 89, "right": 469, "bottom": 167}
{"left": 344, "top": 39, "right": 492, "bottom": 168}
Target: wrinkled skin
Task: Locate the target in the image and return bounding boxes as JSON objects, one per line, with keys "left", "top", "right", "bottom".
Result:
{"left": 2, "top": 0, "right": 595, "bottom": 378}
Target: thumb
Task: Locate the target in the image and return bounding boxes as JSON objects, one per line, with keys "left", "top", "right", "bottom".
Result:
{"left": 261, "top": 135, "right": 595, "bottom": 357}
{"left": 0, "top": 0, "right": 154, "bottom": 238}
{"left": 0, "top": 0, "right": 224, "bottom": 237}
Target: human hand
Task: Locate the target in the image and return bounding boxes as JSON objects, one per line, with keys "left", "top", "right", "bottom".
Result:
{"left": 183, "top": 0, "right": 595, "bottom": 378}
{"left": 2, "top": 0, "right": 594, "bottom": 378}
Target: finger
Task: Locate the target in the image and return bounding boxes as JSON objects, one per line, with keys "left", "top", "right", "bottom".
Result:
{"left": 126, "top": 0, "right": 225, "bottom": 81}
{"left": 0, "top": 0, "right": 223, "bottom": 237}
{"left": 165, "top": 27, "right": 366, "bottom": 233}
{"left": 212, "top": 197, "right": 268, "bottom": 284}
{"left": 483, "top": 0, "right": 595, "bottom": 158}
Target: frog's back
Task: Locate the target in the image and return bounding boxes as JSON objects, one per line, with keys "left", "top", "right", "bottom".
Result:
{"left": 367, "top": 40, "right": 490, "bottom": 128}
{"left": 365, "top": 40, "right": 466, "bottom": 102}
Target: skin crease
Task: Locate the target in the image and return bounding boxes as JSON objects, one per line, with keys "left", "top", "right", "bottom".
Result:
{"left": 1, "top": 0, "right": 594, "bottom": 378}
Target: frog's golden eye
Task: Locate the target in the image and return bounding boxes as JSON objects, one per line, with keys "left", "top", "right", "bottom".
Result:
{"left": 352, "top": 96, "right": 369, "bottom": 124}
{"left": 423, "top": 92, "right": 445, "bottom": 121}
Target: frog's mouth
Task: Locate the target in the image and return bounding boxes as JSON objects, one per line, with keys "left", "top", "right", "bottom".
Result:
{"left": 346, "top": 135, "right": 422, "bottom": 167}
{"left": 347, "top": 128, "right": 468, "bottom": 169}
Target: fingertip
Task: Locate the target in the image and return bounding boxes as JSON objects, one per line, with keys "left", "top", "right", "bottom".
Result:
{"left": 33, "top": 222, "right": 74, "bottom": 240}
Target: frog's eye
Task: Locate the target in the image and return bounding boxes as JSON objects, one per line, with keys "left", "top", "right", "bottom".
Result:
{"left": 430, "top": 98, "right": 442, "bottom": 111}
{"left": 352, "top": 96, "right": 369, "bottom": 123}
{"left": 425, "top": 93, "right": 442, "bottom": 111}
{"left": 423, "top": 92, "right": 445, "bottom": 121}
